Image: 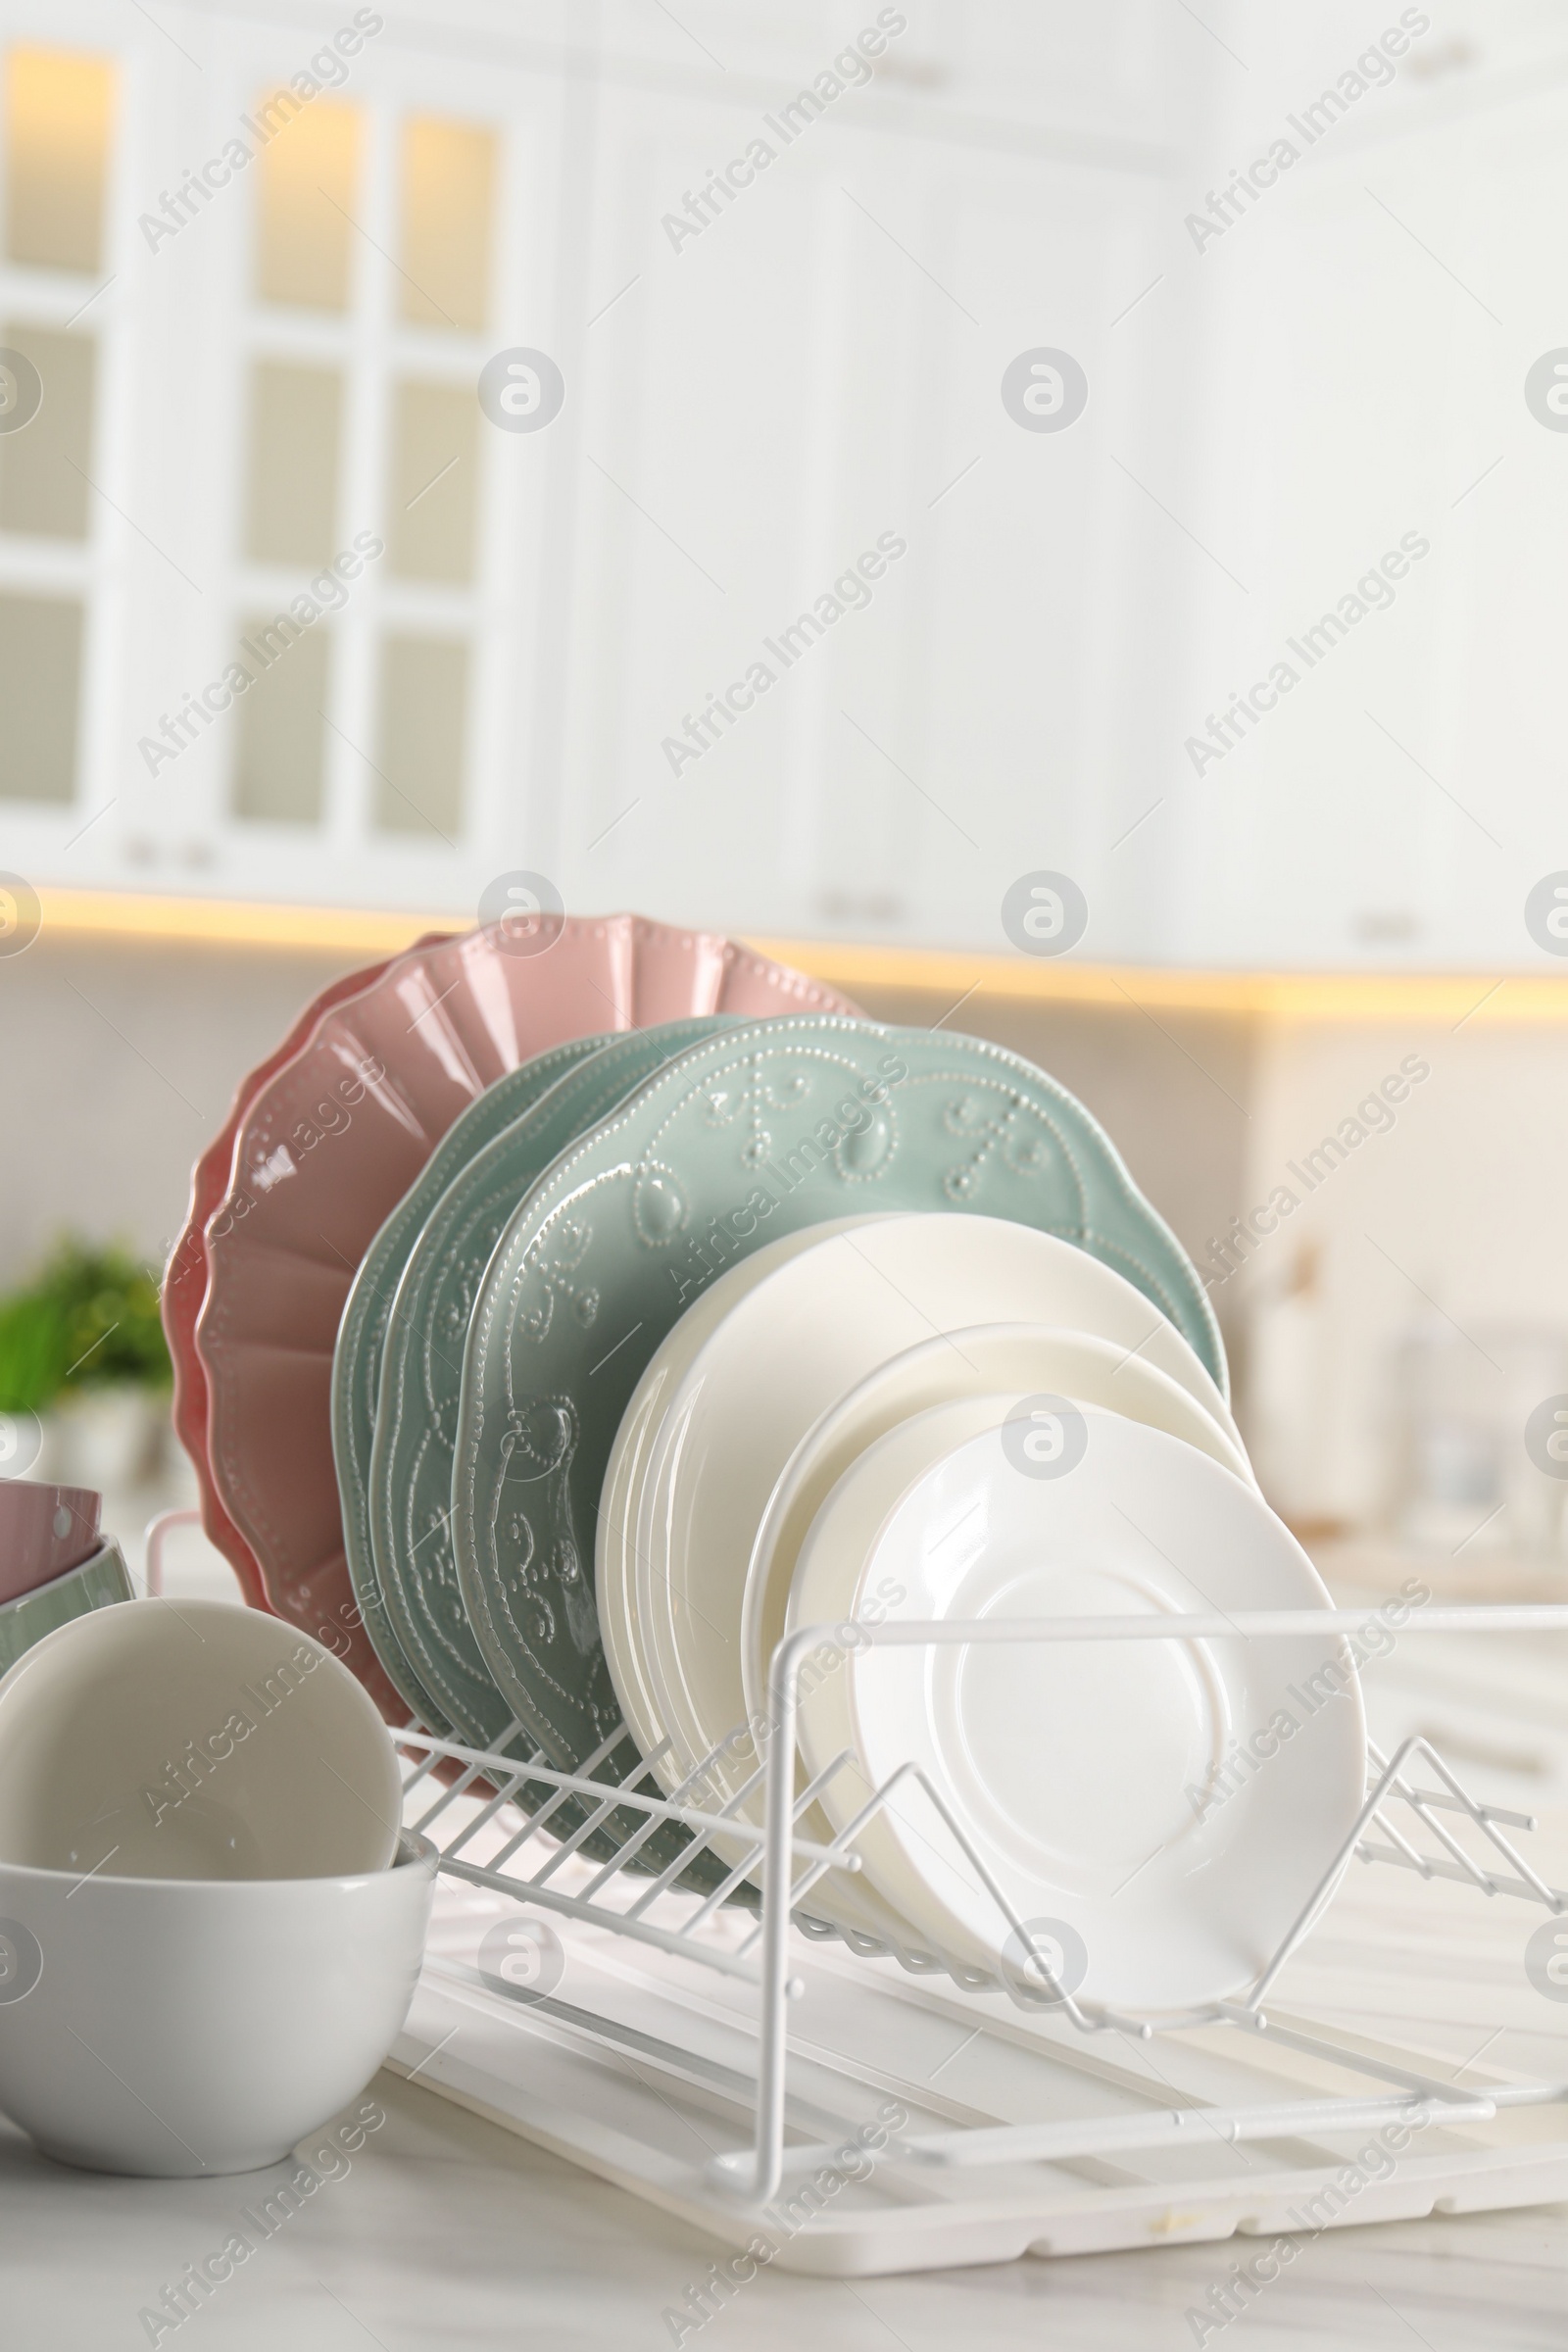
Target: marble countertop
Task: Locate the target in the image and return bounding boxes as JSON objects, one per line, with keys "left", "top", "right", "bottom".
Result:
{"left": 6, "top": 2052, "right": 1566, "bottom": 2352}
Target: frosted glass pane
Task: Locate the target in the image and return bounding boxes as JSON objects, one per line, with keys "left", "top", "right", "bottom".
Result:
{"left": 4, "top": 49, "right": 113, "bottom": 273}
{"left": 255, "top": 95, "right": 359, "bottom": 310}
{"left": 373, "top": 635, "right": 466, "bottom": 836}
{"left": 399, "top": 119, "right": 494, "bottom": 330}
{"left": 245, "top": 362, "right": 340, "bottom": 565}
{"left": 0, "top": 324, "right": 93, "bottom": 537}
{"left": 231, "top": 613, "right": 329, "bottom": 823}
{"left": 0, "top": 592, "right": 80, "bottom": 801}
{"left": 388, "top": 380, "right": 478, "bottom": 582}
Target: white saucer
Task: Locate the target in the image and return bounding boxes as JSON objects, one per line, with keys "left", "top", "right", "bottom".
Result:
{"left": 789, "top": 1403, "right": 1365, "bottom": 2011}
{"left": 740, "top": 1319, "right": 1254, "bottom": 1740}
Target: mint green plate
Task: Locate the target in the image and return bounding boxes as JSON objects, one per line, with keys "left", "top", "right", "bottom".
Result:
{"left": 333, "top": 1034, "right": 612, "bottom": 1723}
{"left": 454, "top": 1014, "right": 1223, "bottom": 1778}
{"left": 0, "top": 1540, "right": 133, "bottom": 1678}
{"left": 369, "top": 1017, "right": 739, "bottom": 1747}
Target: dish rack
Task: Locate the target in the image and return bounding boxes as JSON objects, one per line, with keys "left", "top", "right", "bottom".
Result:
{"left": 384, "top": 1605, "right": 1568, "bottom": 2273}
{"left": 137, "top": 1524, "right": 1568, "bottom": 2272}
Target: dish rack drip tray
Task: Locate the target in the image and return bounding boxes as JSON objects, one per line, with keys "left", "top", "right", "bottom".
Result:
{"left": 385, "top": 1606, "right": 1568, "bottom": 2275}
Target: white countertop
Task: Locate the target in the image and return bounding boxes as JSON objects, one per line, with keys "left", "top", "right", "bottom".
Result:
{"left": 6, "top": 2052, "right": 1567, "bottom": 2352}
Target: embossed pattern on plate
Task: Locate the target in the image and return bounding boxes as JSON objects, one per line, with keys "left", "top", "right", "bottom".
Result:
{"left": 333, "top": 1033, "right": 611, "bottom": 1720}
{"left": 371, "top": 1019, "right": 737, "bottom": 1744}
{"left": 454, "top": 1014, "right": 1223, "bottom": 1781}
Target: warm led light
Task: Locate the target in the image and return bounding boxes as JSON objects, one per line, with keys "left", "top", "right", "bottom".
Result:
{"left": 26, "top": 889, "right": 1568, "bottom": 1022}
{"left": 35, "top": 887, "right": 453, "bottom": 956}
{"left": 748, "top": 936, "right": 1568, "bottom": 1025}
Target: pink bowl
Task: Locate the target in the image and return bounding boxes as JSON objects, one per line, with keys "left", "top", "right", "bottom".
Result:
{"left": 195, "top": 913, "right": 858, "bottom": 1719}
{"left": 163, "top": 940, "right": 450, "bottom": 1611}
{"left": 0, "top": 1482, "right": 102, "bottom": 1607}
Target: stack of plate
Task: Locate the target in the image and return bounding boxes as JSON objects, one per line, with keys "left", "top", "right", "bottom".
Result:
{"left": 169, "top": 914, "right": 856, "bottom": 1715}
{"left": 170, "top": 912, "right": 1365, "bottom": 2012}
{"left": 596, "top": 1211, "right": 1365, "bottom": 2009}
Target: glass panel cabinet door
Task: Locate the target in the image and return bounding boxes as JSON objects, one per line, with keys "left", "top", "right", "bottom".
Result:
{"left": 255, "top": 94, "right": 360, "bottom": 310}
{"left": 0, "top": 590, "right": 81, "bottom": 803}
{"left": 0, "top": 322, "right": 94, "bottom": 537}
{"left": 0, "top": 14, "right": 562, "bottom": 914}
{"left": 3, "top": 49, "right": 113, "bottom": 272}
{"left": 399, "top": 118, "right": 495, "bottom": 330}
{"left": 244, "top": 361, "right": 343, "bottom": 564}
{"left": 0, "top": 44, "right": 110, "bottom": 858}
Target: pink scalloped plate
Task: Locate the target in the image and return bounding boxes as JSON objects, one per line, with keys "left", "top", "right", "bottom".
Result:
{"left": 162, "top": 940, "right": 451, "bottom": 1609}
{"left": 195, "top": 913, "right": 859, "bottom": 1718}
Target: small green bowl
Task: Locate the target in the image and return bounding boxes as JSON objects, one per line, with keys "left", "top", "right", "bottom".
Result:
{"left": 0, "top": 1540, "right": 133, "bottom": 1678}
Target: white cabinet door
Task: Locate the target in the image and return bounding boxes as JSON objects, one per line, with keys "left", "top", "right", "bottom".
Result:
{"left": 554, "top": 50, "right": 1185, "bottom": 955}
{"left": 553, "top": 72, "right": 933, "bottom": 938}
{"left": 5, "top": 8, "right": 569, "bottom": 918}
{"left": 858, "top": 138, "right": 1181, "bottom": 964}
{"left": 1166, "top": 33, "right": 1568, "bottom": 969}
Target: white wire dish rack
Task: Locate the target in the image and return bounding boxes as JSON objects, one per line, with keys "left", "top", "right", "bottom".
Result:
{"left": 368, "top": 1603, "right": 1568, "bottom": 2275}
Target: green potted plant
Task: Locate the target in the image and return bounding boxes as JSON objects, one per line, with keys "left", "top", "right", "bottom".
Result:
{"left": 0, "top": 1240, "right": 172, "bottom": 1488}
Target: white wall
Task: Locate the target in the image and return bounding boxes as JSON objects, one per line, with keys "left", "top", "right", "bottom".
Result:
{"left": 1235, "top": 1013, "right": 1568, "bottom": 1529}
{"left": 0, "top": 931, "right": 364, "bottom": 1280}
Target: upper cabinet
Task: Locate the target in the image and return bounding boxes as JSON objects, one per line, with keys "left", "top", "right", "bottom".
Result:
{"left": 3, "top": 1, "right": 1566, "bottom": 970}
{"left": 0, "top": 7, "right": 566, "bottom": 917}
{"left": 1163, "top": 6, "right": 1568, "bottom": 970}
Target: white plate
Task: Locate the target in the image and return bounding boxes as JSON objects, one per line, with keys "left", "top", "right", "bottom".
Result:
{"left": 790, "top": 1402, "right": 1365, "bottom": 2011}
{"left": 605, "top": 1214, "right": 1249, "bottom": 1814}
{"left": 596, "top": 1213, "right": 898, "bottom": 1780}
{"left": 741, "top": 1320, "right": 1253, "bottom": 1741}
{"left": 596, "top": 1213, "right": 921, "bottom": 1946}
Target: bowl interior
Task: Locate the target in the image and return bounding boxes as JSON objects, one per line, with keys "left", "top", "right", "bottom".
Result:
{"left": 0, "top": 1598, "right": 402, "bottom": 1880}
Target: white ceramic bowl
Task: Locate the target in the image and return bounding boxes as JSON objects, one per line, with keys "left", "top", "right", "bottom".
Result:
{"left": 0, "top": 1597, "right": 402, "bottom": 1881}
{"left": 0, "top": 1832, "right": 436, "bottom": 2174}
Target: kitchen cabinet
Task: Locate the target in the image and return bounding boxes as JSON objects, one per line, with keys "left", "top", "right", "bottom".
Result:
{"left": 0, "top": 0, "right": 1195, "bottom": 946}
{"left": 554, "top": 80, "right": 1181, "bottom": 954}
{"left": 0, "top": 0, "right": 568, "bottom": 919}
{"left": 4, "top": 2, "right": 1566, "bottom": 969}
{"left": 1166, "top": 10, "right": 1568, "bottom": 969}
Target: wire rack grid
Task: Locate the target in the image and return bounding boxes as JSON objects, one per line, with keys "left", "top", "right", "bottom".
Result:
{"left": 390, "top": 1602, "right": 1568, "bottom": 2216}
{"left": 140, "top": 1516, "right": 1568, "bottom": 2267}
